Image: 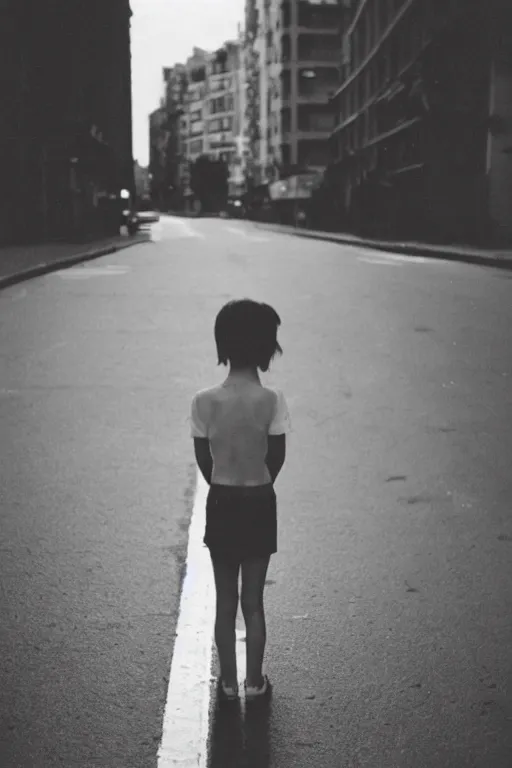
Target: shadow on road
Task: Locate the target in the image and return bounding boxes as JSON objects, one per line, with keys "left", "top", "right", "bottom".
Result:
{"left": 208, "top": 694, "right": 272, "bottom": 768}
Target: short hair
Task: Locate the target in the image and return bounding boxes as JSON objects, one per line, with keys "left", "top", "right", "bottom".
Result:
{"left": 214, "top": 299, "right": 283, "bottom": 372}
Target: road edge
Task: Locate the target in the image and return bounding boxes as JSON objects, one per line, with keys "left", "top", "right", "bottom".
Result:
{"left": 253, "top": 223, "right": 512, "bottom": 271}
{"left": 0, "top": 236, "right": 152, "bottom": 291}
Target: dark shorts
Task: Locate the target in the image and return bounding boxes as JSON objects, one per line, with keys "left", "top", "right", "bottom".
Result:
{"left": 204, "top": 483, "right": 277, "bottom": 563}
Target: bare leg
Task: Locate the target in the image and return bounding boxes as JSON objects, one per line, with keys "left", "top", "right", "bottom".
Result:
{"left": 211, "top": 555, "right": 240, "bottom": 688}
{"left": 241, "top": 556, "right": 271, "bottom": 688}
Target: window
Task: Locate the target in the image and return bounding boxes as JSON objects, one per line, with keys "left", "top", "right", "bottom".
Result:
{"left": 282, "top": 1, "right": 290, "bottom": 29}
{"left": 359, "top": 13, "right": 367, "bottom": 60}
{"left": 211, "top": 96, "right": 227, "bottom": 114}
{"left": 341, "top": 33, "right": 351, "bottom": 70}
{"left": 353, "top": 30, "right": 360, "bottom": 67}
{"left": 379, "top": 0, "right": 388, "bottom": 33}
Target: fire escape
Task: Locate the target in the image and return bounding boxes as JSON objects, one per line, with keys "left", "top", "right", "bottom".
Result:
{"left": 244, "top": 0, "right": 261, "bottom": 188}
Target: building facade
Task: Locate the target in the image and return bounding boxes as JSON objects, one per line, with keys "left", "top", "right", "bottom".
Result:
{"left": 182, "top": 48, "right": 210, "bottom": 167}
{"left": 243, "top": 0, "right": 343, "bottom": 188}
{"left": 0, "top": 0, "right": 134, "bottom": 245}
{"left": 149, "top": 106, "right": 171, "bottom": 209}
{"left": 134, "top": 161, "right": 151, "bottom": 202}
{"left": 329, "top": 0, "right": 512, "bottom": 244}
{"left": 152, "top": 42, "right": 245, "bottom": 206}
{"left": 204, "top": 43, "right": 240, "bottom": 196}
{"left": 231, "top": 25, "right": 250, "bottom": 197}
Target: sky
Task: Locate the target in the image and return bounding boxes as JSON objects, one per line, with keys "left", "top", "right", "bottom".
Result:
{"left": 130, "top": 0, "right": 244, "bottom": 167}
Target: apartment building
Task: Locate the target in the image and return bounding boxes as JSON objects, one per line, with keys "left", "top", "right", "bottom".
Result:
{"left": 204, "top": 43, "right": 241, "bottom": 196}
{"left": 231, "top": 25, "right": 249, "bottom": 197}
{"left": 0, "top": 0, "right": 134, "bottom": 244}
{"left": 183, "top": 48, "right": 209, "bottom": 163}
{"left": 329, "top": 0, "right": 512, "bottom": 244}
{"left": 162, "top": 64, "right": 188, "bottom": 206}
{"left": 149, "top": 105, "right": 170, "bottom": 208}
{"left": 244, "top": 0, "right": 343, "bottom": 187}
{"left": 154, "top": 43, "right": 242, "bottom": 204}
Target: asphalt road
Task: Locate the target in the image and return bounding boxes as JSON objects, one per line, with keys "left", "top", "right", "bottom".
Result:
{"left": 1, "top": 215, "right": 511, "bottom": 768}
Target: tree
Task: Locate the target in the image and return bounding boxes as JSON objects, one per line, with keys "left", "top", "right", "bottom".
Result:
{"left": 190, "top": 155, "right": 229, "bottom": 213}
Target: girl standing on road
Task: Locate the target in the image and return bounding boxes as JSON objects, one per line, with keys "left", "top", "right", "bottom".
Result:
{"left": 190, "top": 299, "right": 291, "bottom": 702}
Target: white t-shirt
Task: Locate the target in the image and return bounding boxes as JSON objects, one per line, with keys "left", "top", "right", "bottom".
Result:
{"left": 190, "top": 383, "right": 291, "bottom": 485}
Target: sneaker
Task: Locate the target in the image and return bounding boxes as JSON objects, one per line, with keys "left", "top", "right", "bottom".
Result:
{"left": 218, "top": 678, "right": 239, "bottom": 702}
{"left": 244, "top": 674, "right": 271, "bottom": 702}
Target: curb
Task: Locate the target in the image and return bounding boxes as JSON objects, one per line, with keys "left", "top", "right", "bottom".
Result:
{"left": 253, "top": 224, "right": 512, "bottom": 271}
{"left": 0, "top": 236, "right": 151, "bottom": 291}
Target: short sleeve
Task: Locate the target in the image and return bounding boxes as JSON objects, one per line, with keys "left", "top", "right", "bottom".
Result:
{"left": 268, "top": 389, "right": 292, "bottom": 435}
{"left": 190, "top": 395, "right": 208, "bottom": 438}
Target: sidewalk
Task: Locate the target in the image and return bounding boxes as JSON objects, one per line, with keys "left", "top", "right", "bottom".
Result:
{"left": 253, "top": 222, "right": 512, "bottom": 270}
{"left": 0, "top": 231, "right": 151, "bottom": 290}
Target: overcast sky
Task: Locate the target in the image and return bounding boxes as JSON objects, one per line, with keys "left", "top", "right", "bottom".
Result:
{"left": 130, "top": 0, "right": 244, "bottom": 167}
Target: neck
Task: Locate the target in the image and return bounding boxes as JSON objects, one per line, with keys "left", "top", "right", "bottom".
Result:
{"left": 226, "top": 366, "right": 260, "bottom": 384}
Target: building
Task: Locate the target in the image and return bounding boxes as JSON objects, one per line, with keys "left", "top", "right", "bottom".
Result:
{"left": 243, "top": 0, "right": 343, "bottom": 189}
{"left": 163, "top": 64, "right": 188, "bottom": 208}
{"left": 151, "top": 42, "right": 244, "bottom": 208}
{"left": 204, "top": 42, "right": 242, "bottom": 197}
{"left": 134, "top": 161, "right": 151, "bottom": 202}
{"left": 244, "top": 0, "right": 262, "bottom": 188}
{"left": 0, "top": 0, "right": 134, "bottom": 245}
{"left": 149, "top": 106, "right": 171, "bottom": 209}
{"left": 183, "top": 48, "right": 210, "bottom": 165}
{"left": 329, "top": 0, "right": 512, "bottom": 244}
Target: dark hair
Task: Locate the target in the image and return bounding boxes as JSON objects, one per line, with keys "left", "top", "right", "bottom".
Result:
{"left": 214, "top": 299, "right": 283, "bottom": 372}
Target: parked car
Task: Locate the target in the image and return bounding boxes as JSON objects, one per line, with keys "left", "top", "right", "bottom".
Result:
{"left": 136, "top": 210, "right": 160, "bottom": 226}
{"left": 226, "top": 199, "right": 244, "bottom": 218}
{"left": 120, "top": 208, "right": 140, "bottom": 235}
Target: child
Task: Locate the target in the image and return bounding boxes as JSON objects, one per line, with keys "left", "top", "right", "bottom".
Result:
{"left": 190, "top": 299, "right": 291, "bottom": 702}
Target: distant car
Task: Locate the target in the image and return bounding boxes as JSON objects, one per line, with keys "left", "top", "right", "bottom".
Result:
{"left": 136, "top": 210, "right": 160, "bottom": 226}
{"left": 227, "top": 199, "right": 244, "bottom": 218}
{"left": 121, "top": 208, "right": 140, "bottom": 235}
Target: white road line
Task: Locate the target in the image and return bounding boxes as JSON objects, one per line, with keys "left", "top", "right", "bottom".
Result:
{"left": 151, "top": 221, "right": 164, "bottom": 242}
{"left": 358, "top": 255, "right": 403, "bottom": 266}
{"left": 358, "top": 252, "right": 434, "bottom": 265}
{"left": 56, "top": 265, "right": 131, "bottom": 278}
{"left": 163, "top": 218, "right": 206, "bottom": 239}
{"left": 224, "top": 226, "right": 269, "bottom": 243}
{"left": 157, "top": 471, "right": 215, "bottom": 768}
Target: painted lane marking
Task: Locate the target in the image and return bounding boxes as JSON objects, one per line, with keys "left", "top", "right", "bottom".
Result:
{"left": 2, "top": 287, "right": 28, "bottom": 301}
{"left": 224, "top": 226, "right": 269, "bottom": 243}
{"left": 368, "top": 252, "right": 427, "bottom": 263}
{"left": 55, "top": 265, "right": 131, "bottom": 279}
{"left": 358, "top": 251, "right": 456, "bottom": 266}
{"left": 163, "top": 218, "right": 206, "bottom": 239}
{"left": 151, "top": 221, "right": 164, "bottom": 242}
{"left": 358, "top": 255, "right": 403, "bottom": 266}
{"left": 225, "top": 227, "right": 245, "bottom": 236}
{"left": 157, "top": 471, "right": 215, "bottom": 768}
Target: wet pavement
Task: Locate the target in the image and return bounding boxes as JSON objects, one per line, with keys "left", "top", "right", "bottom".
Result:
{"left": 1, "top": 215, "right": 511, "bottom": 767}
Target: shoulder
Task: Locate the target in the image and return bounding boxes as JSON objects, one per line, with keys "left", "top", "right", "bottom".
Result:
{"left": 263, "top": 387, "right": 287, "bottom": 408}
{"left": 192, "top": 386, "right": 219, "bottom": 407}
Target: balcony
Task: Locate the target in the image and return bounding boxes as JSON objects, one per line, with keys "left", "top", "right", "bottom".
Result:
{"left": 281, "top": 1, "right": 341, "bottom": 34}
{"left": 297, "top": 129, "right": 332, "bottom": 141}
{"left": 281, "top": 34, "right": 341, "bottom": 67}
{"left": 282, "top": 53, "right": 340, "bottom": 68}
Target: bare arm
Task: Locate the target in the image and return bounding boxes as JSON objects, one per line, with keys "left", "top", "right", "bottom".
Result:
{"left": 266, "top": 434, "right": 286, "bottom": 483}
{"left": 194, "top": 438, "right": 213, "bottom": 485}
